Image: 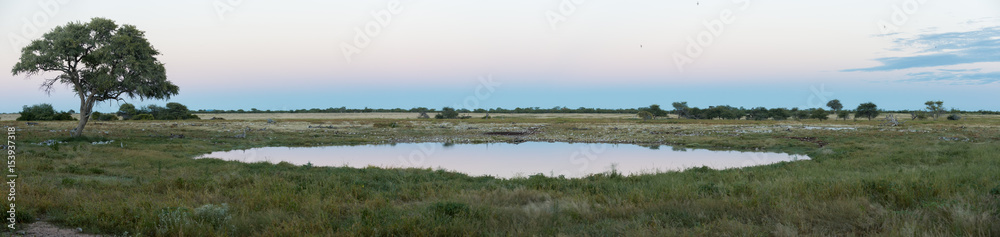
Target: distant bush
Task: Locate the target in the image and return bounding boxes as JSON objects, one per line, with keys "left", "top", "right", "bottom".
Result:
{"left": 855, "top": 102, "right": 880, "bottom": 121}
{"left": 119, "top": 102, "right": 199, "bottom": 120}
{"left": 810, "top": 108, "right": 828, "bottom": 121}
{"left": 637, "top": 111, "right": 654, "bottom": 120}
{"left": 133, "top": 114, "right": 155, "bottom": 120}
{"left": 769, "top": 108, "right": 791, "bottom": 120}
{"left": 792, "top": 108, "right": 810, "bottom": 120}
{"left": 90, "top": 112, "right": 119, "bottom": 121}
{"left": 837, "top": 110, "right": 851, "bottom": 120}
{"left": 16, "top": 104, "right": 75, "bottom": 121}
{"left": 947, "top": 114, "right": 961, "bottom": 120}
{"left": 746, "top": 107, "right": 769, "bottom": 121}
{"left": 118, "top": 103, "right": 138, "bottom": 120}
{"left": 193, "top": 203, "right": 231, "bottom": 229}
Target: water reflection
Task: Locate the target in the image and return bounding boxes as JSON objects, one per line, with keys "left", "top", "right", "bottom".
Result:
{"left": 196, "top": 142, "right": 808, "bottom": 178}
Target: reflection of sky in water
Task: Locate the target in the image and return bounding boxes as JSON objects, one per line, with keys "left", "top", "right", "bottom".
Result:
{"left": 197, "top": 142, "right": 809, "bottom": 178}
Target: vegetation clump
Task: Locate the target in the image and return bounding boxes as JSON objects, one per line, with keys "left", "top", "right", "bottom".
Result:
{"left": 118, "top": 103, "right": 199, "bottom": 120}
{"left": 15, "top": 104, "right": 75, "bottom": 121}
{"left": 435, "top": 107, "right": 460, "bottom": 119}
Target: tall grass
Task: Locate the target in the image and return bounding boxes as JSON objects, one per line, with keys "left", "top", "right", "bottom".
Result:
{"left": 4, "top": 117, "right": 999, "bottom": 236}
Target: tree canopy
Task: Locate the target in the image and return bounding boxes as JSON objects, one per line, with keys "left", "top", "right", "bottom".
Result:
{"left": 855, "top": 102, "right": 880, "bottom": 121}
{"left": 11, "top": 18, "right": 177, "bottom": 136}
{"left": 826, "top": 99, "right": 843, "bottom": 111}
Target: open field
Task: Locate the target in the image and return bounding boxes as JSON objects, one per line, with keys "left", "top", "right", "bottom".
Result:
{"left": 1, "top": 113, "right": 640, "bottom": 121}
{"left": 3, "top": 114, "right": 999, "bottom": 236}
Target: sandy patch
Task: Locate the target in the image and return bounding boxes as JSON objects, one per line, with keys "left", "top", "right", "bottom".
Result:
{"left": 16, "top": 221, "right": 96, "bottom": 237}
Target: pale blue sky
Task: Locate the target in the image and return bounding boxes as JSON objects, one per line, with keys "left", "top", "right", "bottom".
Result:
{"left": 2, "top": 0, "right": 999, "bottom": 113}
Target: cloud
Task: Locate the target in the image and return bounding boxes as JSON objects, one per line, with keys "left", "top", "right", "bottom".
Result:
{"left": 898, "top": 69, "right": 1000, "bottom": 85}
{"left": 844, "top": 26, "right": 1000, "bottom": 72}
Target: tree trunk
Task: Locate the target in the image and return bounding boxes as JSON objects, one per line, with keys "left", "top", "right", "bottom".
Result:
{"left": 72, "top": 96, "right": 96, "bottom": 137}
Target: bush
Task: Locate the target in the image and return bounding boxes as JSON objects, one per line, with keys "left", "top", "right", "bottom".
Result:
{"left": 947, "top": 114, "right": 961, "bottom": 120}
{"left": 16, "top": 104, "right": 75, "bottom": 121}
{"left": 435, "top": 107, "right": 459, "bottom": 119}
{"left": 855, "top": 102, "right": 880, "bottom": 120}
{"left": 810, "top": 108, "right": 828, "bottom": 121}
{"left": 637, "top": 111, "right": 654, "bottom": 120}
{"left": 769, "top": 108, "right": 791, "bottom": 120}
{"left": 90, "top": 112, "right": 119, "bottom": 121}
{"left": 193, "top": 203, "right": 231, "bottom": 229}
{"left": 122, "top": 102, "right": 199, "bottom": 120}
{"left": 793, "top": 109, "right": 810, "bottom": 120}
{"left": 837, "top": 110, "right": 851, "bottom": 120}
{"left": 118, "top": 103, "right": 137, "bottom": 120}
{"left": 747, "top": 107, "right": 770, "bottom": 121}
{"left": 133, "top": 114, "right": 155, "bottom": 120}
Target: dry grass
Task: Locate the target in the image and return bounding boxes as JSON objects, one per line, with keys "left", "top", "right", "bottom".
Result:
{"left": 193, "top": 112, "right": 638, "bottom": 120}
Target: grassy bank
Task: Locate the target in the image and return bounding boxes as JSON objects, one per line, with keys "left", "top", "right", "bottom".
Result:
{"left": 4, "top": 116, "right": 1000, "bottom": 236}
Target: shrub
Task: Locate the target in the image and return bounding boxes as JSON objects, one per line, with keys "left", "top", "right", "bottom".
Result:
{"left": 118, "top": 103, "right": 138, "bottom": 120}
{"left": 123, "top": 102, "right": 199, "bottom": 120}
{"left": 769, "top": 108, "right": 791, "bottom": 120}
{"left": 810, "top": 108, "right": 828, "bottom": 120}
{"left": 157, "top": 207, "right": 192, "bottom": 236}
{"left": 133, "top": 114, "right": 155, "bottom": 120}
{"left": 16, "top": 104, "right": 76, "bottom": 121}
{"left": 855, "top": 102, "right": 880, "bottom": 120}
{"left": 90, "top": 112, "right": 119, "bottom": 121}
{"left": 746, "top": 107, "right": 770, "bottom": 121}
{"left": 193, "top": 203, "right": 231, "bottom": 229}
{"left": 837, "top": 110, "right": 851, "bottom": 120}
{"left": 793, "top": 109, "right": 810, "bottom": 120}
{"left": 435, "top": 107, "right": 459, "bottom": 119}
{"left": 637, "top": 111, "right": 654, "bottom": 120}
{"left": 947, "top": 114, "right": 962, "bottom": 120}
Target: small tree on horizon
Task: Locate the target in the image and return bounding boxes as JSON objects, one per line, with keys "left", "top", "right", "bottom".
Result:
{"left": 925, "top": 101, "right": 944, "bottom": 120}
{"left": 855, "top": 102, "right": 880, "bottom": 121}
{"left": 672, "top": 102, "right": 690, "bottom": 118}
{"left": 827, "top": 99, "right": 843, "bottom": 112}
{"left": 435, "top": 107, "right": 459, "bottom": 119}
{"left": 769, "top": 108, "right": 790, "bottom": 120}
{"left": 837, "top": 110, "right": 850, "bottom": 120}
{"left": 747, "top": 107, "right": 770, "bottom": 121}
{"left": 12, "top": 18, "right": 178, "bottom": 136}
{"left": 810, "top": 108, "right": 829, "bottom": 121}
{"left": 642, "top": 104, "right": 668, "bottom": 119}
{"left": 637, "top": 111, "right": 654, "bottom": 120}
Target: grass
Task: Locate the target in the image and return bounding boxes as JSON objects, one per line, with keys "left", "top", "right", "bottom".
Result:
{"left": 3, "top": 115, "right": 999, "bottom": 236}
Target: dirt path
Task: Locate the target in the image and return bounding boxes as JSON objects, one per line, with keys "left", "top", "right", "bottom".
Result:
{"left": 13, "top": 221, "right": 96, "bottom": 237}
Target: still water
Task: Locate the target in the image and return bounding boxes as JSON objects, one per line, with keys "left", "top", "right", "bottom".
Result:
{"left": 197, "top": 142, "right": 808, "bottom": 178}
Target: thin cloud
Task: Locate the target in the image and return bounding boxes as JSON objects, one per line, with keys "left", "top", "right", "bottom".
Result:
{"left": 898, "top": 69, "right": 1000, "bottom": 85}
{"left": 844, "top": 26, "right": 1000, "bottom": 72}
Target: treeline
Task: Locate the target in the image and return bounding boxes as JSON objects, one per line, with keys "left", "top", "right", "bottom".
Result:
{"left": 194, "top": 107, "right": 639, "bottom": 114}
{"left": 193, "top": 105, "right": 997, "bottom": 115}
{"left": 114, "top": 103, "right": 200, "bottom": 120}
{"left": 640, "top": 102, "right": 871, "bottom": 121}
{"left": 638, "top": 100, "right": 970, "bottom": 121}
{"left": 16, "top": 104, "right": 75, "bottom": 121}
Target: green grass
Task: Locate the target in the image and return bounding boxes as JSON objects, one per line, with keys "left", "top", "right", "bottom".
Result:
{"left": 3, "top": 116, "right": 1000, "bottom": 236}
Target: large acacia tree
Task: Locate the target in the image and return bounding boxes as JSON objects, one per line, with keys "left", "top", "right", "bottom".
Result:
{"left": 12, "top": 18, "right": 178, "bottom": 137}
